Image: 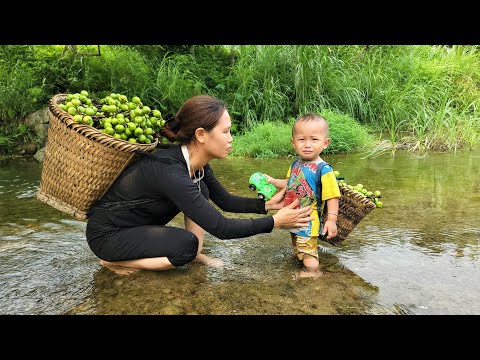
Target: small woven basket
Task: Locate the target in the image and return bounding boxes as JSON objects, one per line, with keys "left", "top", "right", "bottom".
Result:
{"left": 321, "top": 183, "right": 376, "bottom": 246}
{"left": 37, "top": 94, "right": 158, "bottom": 220}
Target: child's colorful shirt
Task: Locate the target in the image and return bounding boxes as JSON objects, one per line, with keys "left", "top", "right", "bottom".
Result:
{"left": 285, "top": 159, "right": 340, "bottom": 237}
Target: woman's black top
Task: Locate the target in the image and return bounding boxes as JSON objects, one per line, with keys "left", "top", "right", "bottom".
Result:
{"left": 88, "top": 144, "right": 274, "bottom": 239}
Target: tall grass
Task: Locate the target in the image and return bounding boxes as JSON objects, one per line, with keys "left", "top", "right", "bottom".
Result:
{"left": 147, "top": 46, "right": 233, "bottom": 115}
{"left": 0, "top": 45, "right": 154, "bottom": 123}
{"left": 230, "top": 109, "right": 373, "bottom": 158}
{"left": 0, "top": 46, "right": 48, "bottom": 123}
{"left": 0, "top": 61, "right": 45, "bottom": 122}
{"left": 0, "top": 122, "right": 36, "bottom": 155}
{"left": 227, "top": 45, "right": 480, "bottom": 152}
{"left": 224, "top": 46, "right": 293, "bottom": 129}
{"left": 1, "top": 45, "right": 479, "bottom": 155}
{"left": 80, "top": 46, "right": 152, "bottom": 100}
{"left": 148, "top": 53, "right": 208, "bottom": 112}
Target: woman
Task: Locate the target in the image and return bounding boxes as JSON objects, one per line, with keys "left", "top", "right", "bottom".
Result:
{"left": 86, "top": 95, "right": 313, "bottom": 272}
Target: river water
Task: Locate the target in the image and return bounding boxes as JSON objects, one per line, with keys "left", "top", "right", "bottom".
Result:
{"left": 0, "top": 149, "right": 478, "bottom": 314}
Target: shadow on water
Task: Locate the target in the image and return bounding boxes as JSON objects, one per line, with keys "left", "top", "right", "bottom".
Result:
{"left": 1, "top": 150, "right": 479, "bottom": 314}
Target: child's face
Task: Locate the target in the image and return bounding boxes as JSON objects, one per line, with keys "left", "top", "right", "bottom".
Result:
{"left": 291, "top": 121, "right": 330, "bottom": 161}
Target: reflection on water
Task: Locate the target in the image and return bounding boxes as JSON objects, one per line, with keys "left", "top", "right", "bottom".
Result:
{"left": 0, "top": 150, "right": 479, "bottom": 315}
{"left": 338, "top": 226, "right": 479, "bottom": 314}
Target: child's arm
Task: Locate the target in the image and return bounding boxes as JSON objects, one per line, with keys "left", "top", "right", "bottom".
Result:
{"left": 263, "top": 174, "right": 288, "bottom": 189}
{"left": 322, "top": 197, "right": 339, "bottom": 239}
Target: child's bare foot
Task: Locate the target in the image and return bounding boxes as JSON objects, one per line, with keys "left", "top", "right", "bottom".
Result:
{"left": 100, "top": 260, "right": 141, "bottom": 276}
{"left": 194, "top": 253, "right": 224, "bottom": 268}
{"left": 292, "top": 269, "right": 323, "bottom": 280}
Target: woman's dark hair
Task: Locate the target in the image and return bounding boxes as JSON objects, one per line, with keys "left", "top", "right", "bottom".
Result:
{"left": 160, "top": 95, "right": 227, "bottom": 145}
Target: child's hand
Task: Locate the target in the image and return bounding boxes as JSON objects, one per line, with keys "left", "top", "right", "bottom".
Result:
{"left": 263, "top": 174, "right": 275, "bottom": 184}
{"left": 263, "top": 174, "right": 288, "bottom": 189}
{"left": 322, "top": 220, "right": 338, "bottom": 240}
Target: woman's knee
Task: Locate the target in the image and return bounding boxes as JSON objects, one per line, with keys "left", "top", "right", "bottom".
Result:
{"left": 168, "top": 232, "right": 199, "bottom": 267}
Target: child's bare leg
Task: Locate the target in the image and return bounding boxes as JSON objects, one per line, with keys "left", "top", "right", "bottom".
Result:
{"left": 293, "top": 255, "right": 323, "bottom": 279}
{"left": 185, "top": 215, "right": 224, "bottom": 268}
{"left": 301, "top": 255, "right": 322, "bottom": 277}
{"left": 291, "top": 235, "right": 322, "bottom": 279}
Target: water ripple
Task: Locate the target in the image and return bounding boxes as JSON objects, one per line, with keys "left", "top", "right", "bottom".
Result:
{"left": 1, "top": 151, "right": 480, "bottom": 314}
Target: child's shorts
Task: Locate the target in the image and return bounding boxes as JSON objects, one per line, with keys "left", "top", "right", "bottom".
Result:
{"left": 290, "top": 233, "right": 319, "bottom": 260}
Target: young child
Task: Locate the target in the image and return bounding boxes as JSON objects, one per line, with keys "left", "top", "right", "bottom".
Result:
{"left": 264, "top": 113, "right": 340, "bottom": 279}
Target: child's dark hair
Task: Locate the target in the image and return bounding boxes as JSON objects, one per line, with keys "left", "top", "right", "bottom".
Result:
{"left": 292, "top": 113, "right": 328, "bottom": 136}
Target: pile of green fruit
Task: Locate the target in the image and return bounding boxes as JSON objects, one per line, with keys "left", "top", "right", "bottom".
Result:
{"left": 334, "top": 170, "right": 383, "bottom": 208}
{"left": 58, "top": 90, "right": 165, "bottom": 144}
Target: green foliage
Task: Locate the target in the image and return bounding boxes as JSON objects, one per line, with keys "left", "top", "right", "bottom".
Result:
{"left": 80, "top": 46, "right": 152, "bottom": 100}
{"left": 126, "top": 45, "right": 169, "bottom": 63}
{"left": 218, "top": 44, "right": 479, "bottom": 154}
{"left": 147, "top": 46, "right": 232, "bottom": 115}
{"left": 187, "top": 45, "right": 232, "bottom": 91}
{"left": 321, "top": 109, "right": 374, "bottom": 153}
{"left": 0, "top": 59, "right": 47, "bottom": 123}
{"left": 230, "top": 122, "right": 294, "bottom": 158}
{"left": 1, "top": 45, "right": 479, "bottom": 155}
{"left": 230, "top": 110, "right": 372, "bottom": 158}
{"left": 222, "top": 46, "right": 293, "bottom": 129}
{"left": 0, "top": 122, "right": 36, "bottom": 155}
{"left": 128, "top": 45, "right": 195, "bottom": 62}
{"left": 149, "top": 53, "right": 208, "bottom": 112}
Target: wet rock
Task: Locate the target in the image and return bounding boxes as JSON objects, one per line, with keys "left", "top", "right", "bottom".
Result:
{"left": 34, "top": 147, "right": 45, "bottom": 162}
{"left": 17, "top": 143, "right": 38, "bottom": 156}
{"left": 24, "top": 108, "right": 50, "bottom": 146}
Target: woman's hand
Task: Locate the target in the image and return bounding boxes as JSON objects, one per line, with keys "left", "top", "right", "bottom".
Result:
{"left": 272, "top": 199, "right": 313, "bottom": 229}
{"left": 265, "top": 187, "right": 286, "bottom": 211}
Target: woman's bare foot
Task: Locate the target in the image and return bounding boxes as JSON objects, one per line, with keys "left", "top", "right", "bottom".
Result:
{"left": 292, "top": 269, "right": 323, "bottom": 280}
{"left": 194, "top": 253, "right": 224, "bottom": 268}
{"left": 100, "top": 260, "right": 141, "bottom": 276}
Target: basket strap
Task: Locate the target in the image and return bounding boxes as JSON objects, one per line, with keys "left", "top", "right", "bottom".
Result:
{"left": 92, "top": 198, "right": 156, "bottom": 211}
{"left": 314, "top": 161, "right": 329, "bottom": 215}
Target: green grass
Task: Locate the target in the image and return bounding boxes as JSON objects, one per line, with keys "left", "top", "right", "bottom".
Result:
{"left": 0, "top": 123, "right": 36, "bottom": 155}
{"left": 1, "top": 45, "right": 479, "bottom": 155}
{"left": 230, "top": 109, "right": 373, "bottom": 158}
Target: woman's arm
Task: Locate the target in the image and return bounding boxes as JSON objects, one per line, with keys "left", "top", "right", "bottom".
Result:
{"left": 156, "top": 163, "right": 312, "bottom": 239}
{"left": 154, "top": 163, "right": 272, "bottom": 239}
{"left": 203, "top": 164, "right": 269, "bottom": 214}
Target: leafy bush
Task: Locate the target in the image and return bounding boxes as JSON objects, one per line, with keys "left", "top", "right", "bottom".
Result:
{"left": 230, "top": 109, "right": 372, "bottom": 157}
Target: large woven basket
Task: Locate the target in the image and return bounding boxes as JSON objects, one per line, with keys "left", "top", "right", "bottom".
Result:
{"left": 321, "top": 183, "right": 376, "bottom": 246}
{"left": 37, "top": 94, "right": 158, "bottom": 220}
